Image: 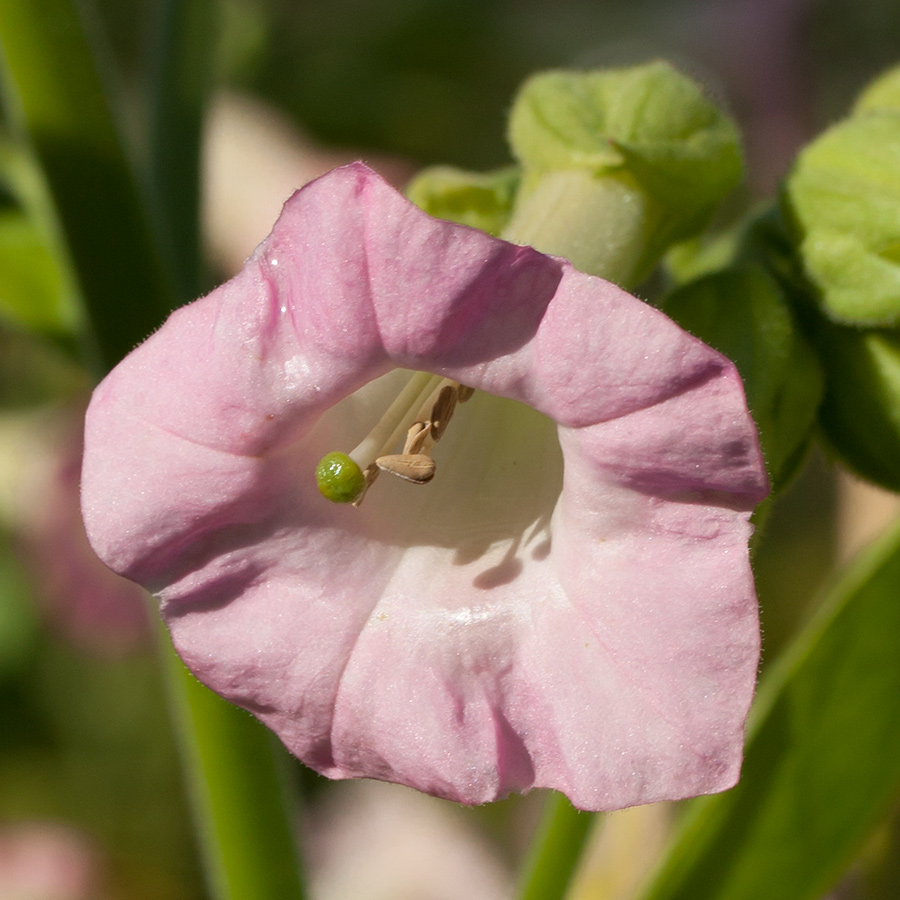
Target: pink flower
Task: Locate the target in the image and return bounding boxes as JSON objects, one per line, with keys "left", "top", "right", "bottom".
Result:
{"left": 81, "top": 163, "right": 768, "bottom": 810}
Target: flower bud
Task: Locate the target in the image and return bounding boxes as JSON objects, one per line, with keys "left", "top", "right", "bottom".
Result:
{"left": 783, "top": 75, "right": 900, "bottom": 326}
{"left": 781, "top": 66, "right": 900, "bottom": 489}
{"left": 504, "top": 61, "right": 743, "bottom": 286}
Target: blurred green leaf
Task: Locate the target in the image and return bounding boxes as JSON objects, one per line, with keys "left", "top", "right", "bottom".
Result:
{"left": 637, "top": 512, "right": 900, "bottom": 900}
{"left": 0, "top": 0, "right": 176, "bottom": 369}
{"left": 147, "top": 0, "right": 219, "bottom": 302}
{"left": 0, "top": 135, "right": 85, "bottom": 345}
{"left": 0, "top": 324, "right": 89, "bottom": 407}
{"left": 514, "top": 792, "right": 595, "bottom": 900}
{"left": 163, "top": 644, "right": 307, "bottom": 900}
{"left": 0, "top": 208, "right": 73, "bottom": 334}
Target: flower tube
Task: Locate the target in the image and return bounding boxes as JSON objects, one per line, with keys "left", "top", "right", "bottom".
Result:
{"left": 82, "top": 163, "right": 768, "bottom": 810}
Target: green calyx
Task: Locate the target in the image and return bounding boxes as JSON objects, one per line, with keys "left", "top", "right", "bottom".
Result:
{"left": 315, "top": 452, "right": 365, "bottom": 504}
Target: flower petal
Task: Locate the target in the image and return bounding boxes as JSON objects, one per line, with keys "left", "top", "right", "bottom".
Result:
{"left": 82, "top": 163, "right": 768, "bottom": 809}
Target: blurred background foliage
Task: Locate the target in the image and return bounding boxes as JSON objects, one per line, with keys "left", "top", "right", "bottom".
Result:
{"left": 2, "top": 1, "right": 900, "bottom": 898}
{"left": 92, "top": 0, "right": 900, "bottom": 181}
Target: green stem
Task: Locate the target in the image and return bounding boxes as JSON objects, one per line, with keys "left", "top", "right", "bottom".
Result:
{"left": 515, "top": 792, "right": 595, "bottom": 900}
{"left": 160, "top": 627, "right": 307, "bottom": 900}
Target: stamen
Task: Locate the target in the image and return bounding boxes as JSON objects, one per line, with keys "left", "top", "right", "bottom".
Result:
{"left": 315, "top": 371, "right": 473, "bottom": 504}
{"left": 375, "top": 453, "right": 436, "bottom": 483}
{"left": 347, "top": 371, "right": 439, "bottom": 468}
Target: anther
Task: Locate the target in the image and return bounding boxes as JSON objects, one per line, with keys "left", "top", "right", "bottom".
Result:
{"left": 375, "top": 453, "right": 436, "bottom": 483}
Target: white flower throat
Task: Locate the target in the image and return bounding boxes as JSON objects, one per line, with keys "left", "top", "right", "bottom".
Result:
{"left": 315, "top": 372, "right": 473, "bottom": 505}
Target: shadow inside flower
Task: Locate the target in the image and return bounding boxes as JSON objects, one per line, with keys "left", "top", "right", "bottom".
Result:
{"left": 472, "top": 555, "right": 524, "bottom": 590}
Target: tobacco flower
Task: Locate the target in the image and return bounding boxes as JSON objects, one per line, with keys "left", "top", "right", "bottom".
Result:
{"left": 82, "top": 163, "right": 767, "bottom": 810}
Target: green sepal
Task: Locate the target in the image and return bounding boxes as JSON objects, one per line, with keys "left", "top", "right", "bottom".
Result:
{"left": 664, "top": 263, "right": 822, "bottom": 492}
{"left": 813, "top": 321, "right": 900, "bottom": 492}
{"left": 406, "top": 166, "right": 520, "bottom": 237}
{"left": 783, "top": 110, "right": 900, "bottom": 326}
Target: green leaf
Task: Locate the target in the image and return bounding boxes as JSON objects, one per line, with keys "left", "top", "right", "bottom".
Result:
{"left": 1, "top": 4, "right": 308, "bottom": 899}
{"left": 162, "top": 642, "right": 308, "bottom": 900}
{"left": 0, "top": 136, "right": 85, "bottom": 343}
{"left": 0, "top": 530, "right": 38, "bottom": 681}
{"left": 0, "top": 322, "right": 89, "bottom": 407}
{"left": 514, "top": 792, "right": 595, "bottom": 900}
{"left": 147, "top": 0, "right": 219, "bottom": 302}
{"left": 637, "top": 512, "right": 900, "bottom": 900}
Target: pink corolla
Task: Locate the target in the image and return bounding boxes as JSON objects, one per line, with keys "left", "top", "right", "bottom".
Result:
{"left": 81, "top": 163, "right": 768, "bottom": 810}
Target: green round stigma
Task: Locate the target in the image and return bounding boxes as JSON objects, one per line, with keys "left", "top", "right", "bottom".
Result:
{"left": 315, "top": 451, "right": 366, "bottom": 503}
